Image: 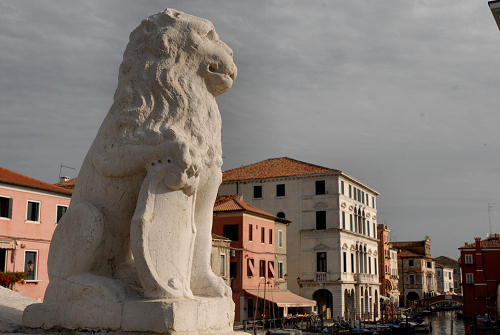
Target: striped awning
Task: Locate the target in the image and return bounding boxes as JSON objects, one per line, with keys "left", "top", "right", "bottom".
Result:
{"left": 245, "top": 289, "right": 316, "bottom": 308}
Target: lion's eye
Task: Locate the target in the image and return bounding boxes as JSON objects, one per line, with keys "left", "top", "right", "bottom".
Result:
{"left": 206, "top": 30, "right": 216, "bottom": 40}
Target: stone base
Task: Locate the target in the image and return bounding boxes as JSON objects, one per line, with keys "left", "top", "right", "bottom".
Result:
{"left": 23, "top": 296, "right": 237, "bottom": 334}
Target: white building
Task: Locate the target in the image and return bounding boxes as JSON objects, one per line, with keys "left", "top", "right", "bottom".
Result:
{"left": 218, "top": 157, "right": 380, "bottom": 320}
{"left": 435, "top": 263, "right": 454, "bottom": 294}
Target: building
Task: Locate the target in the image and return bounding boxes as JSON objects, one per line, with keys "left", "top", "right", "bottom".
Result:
{"left": 274, "top": 219, "right": 288, "bottom": 290}
{"left": 434, "top": 255, "right": 461, "bottom": 295}
{"left": 459, "top": 235, "right": 500, "bottom": 318}
{"left": 392, "top": 237, "right": 437, "bottom": 306}
{"left": 211, "top": 233, "right": 231, "bottom": 286}
{"left": 377, "top": 224, "right": 399, "bottom": 307}
{"left": 218, "top": 157, "right": 380, "bottom": 320}
{"left": 434, "top": 262, "right": 454, "bottom": 295}
{"left": 0, "top": 166, "right": 72, "bottom": 300}
{"left": 212, "top": 194, "right": 315, "bottom": 323}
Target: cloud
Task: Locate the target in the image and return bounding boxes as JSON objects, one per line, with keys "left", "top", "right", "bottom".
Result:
{"left": 0, "top": 0, "right": 499, "bottom": 257}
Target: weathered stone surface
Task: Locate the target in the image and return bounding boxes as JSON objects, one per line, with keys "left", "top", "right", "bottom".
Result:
{"left": 23, "top": 8, "right": 237, "bottom": 334}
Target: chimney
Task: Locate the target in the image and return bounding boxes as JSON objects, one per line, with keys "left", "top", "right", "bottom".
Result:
{"left": 59, "top": 176, "right": 70, "bottom": 183}
{"left": 475, "top": 237, "right": 482, "bottom": 251}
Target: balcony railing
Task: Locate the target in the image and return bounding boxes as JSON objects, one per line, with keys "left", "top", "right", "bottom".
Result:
{"left": 354, "top": 273, "right": 378, "bottom": 283}
{"left": 315, "top": 272, "right": 328, "bottom": 282}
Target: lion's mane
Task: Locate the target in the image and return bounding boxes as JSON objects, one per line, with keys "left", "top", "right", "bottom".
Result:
{"left": 107, "top": 11, "right": 222, "bottom": 169}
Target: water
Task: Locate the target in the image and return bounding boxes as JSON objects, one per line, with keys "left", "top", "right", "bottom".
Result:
{"left": 425, "top": 311, "right": 464, "bottom": 335}
{"left": 425, "top": 310, "right": 498, "bottom": 335}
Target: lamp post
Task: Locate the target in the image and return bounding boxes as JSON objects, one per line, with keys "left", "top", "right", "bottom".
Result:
{"left": 489, "top": 1, "right": 500, "bottom": 30}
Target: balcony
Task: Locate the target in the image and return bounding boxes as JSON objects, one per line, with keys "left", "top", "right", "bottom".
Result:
{"left": 315, "top": 272, "right": 328, "bottom": 282}
{"left": 298, "top": 272, "right": 336, "bottom": 283}
{"left": 354, "top": 273, "right": 378, "bottom": 284}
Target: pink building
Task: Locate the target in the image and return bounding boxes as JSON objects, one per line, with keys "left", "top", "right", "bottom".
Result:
{"left": 213, "top": 195, "right": 315, "bottom": 323}
{"left": 0, "top": 166, "right": 72, "bottom": 300}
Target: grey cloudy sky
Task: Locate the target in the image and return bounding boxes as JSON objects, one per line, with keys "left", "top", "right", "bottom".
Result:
{"left": 1, "top": 1, "right": 499, "bottom": 258}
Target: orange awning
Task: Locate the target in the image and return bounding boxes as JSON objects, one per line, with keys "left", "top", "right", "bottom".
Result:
{"left": 245, "top": 289, "right": 316, "bottom": 308}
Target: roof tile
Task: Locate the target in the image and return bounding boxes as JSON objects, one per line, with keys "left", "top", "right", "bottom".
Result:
{"left": 0, "top": 166, "right": 72, "bottom": 196}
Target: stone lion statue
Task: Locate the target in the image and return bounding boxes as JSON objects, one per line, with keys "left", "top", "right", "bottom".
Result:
{"left": 24, "top": 9, "right": 237, "bottom": 332}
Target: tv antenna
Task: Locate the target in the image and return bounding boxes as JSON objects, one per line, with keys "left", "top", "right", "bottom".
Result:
{"left": 58, "top": 163, "right": 76, "bottom": 181}
{"left": 488, "top": 203, "right": 496, "bottom": 236}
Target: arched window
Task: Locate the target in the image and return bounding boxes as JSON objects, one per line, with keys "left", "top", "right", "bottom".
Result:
{"left": 276, "top": 212, "right": 286, "bottom": 219}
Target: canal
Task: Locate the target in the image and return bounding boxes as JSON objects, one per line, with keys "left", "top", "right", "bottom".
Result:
{"left": 425, "top": 311, "right": 497, "bottom": 335}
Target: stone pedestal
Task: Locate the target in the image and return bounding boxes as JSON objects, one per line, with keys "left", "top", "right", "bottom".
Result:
{"left": 23, "top": 296, "right": 235, "bottom": 334}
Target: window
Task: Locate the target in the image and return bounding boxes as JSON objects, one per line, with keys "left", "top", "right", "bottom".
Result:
{"left": 409, "top": 259, "right": 414, "bottom": 267}
{"left": 259, "top": 260, "right": 266, "bottom": 277}
{"left": 409, "top": 274, "right": 415, "bottom": 285}
{"left": 353, "top": 187, "right": 357, "bottom": 200}
{"left": 341, "top": 181, "right": 345, "bottom": 195}
{"left": 349, "top": 214, "right": 353, "bottom": 231}
{"left": 248, "top": 299, "right": 254, "bottom": 318}
{"left": 466, "top": 273, "right": 474, "bottom": 284}
{"left": 278, "top": 230, "right": 283, "bottom": 248}
{"left": 368, "top": 257, "right": 371, "bottom": 273}
{"left": 276, "top": 184, "right": 285, "bottom": 197}
{"left": 358, "top": 189, "right": 362, "bottom": 202}
{"left": 342, "top": 211, "right": 346, "bottom": 229}
{"left": 230, "top": 262, "right": 237, "bottom": 278}
{"left": 375, "top": 258, "right": 377, "bottom": 275}
{"left": 361, "top": 191, "right": 365, "bottom": 204}
{"left": 373, "top": 223, "right": 376, "bottom": 238}
{"left": 0, "top": 196, "right": 12, "bottom": 219}
{"left": 249, "top": 224, "right": 253, "bottom": 241}
{"left": 464, "top": 254, "right": 473, "bottom": 264}
{"left": 366, "top": 194, "right": 369, "bottom": 204}
{"left": 220, "top": 254, "right": 226, "bottom": 276}
{"left": 0, "top": 249, "right": 6, "bottom": 272}
{"left": 24, "top": 251, "right": 38, "bottom": 281}
{"left": 427, "top": 261, "right": 432, "bottom": 269}
{"left": 277, "top": 212, "right": 286, "bottom": 218}
{"left": 26, "top": 201, "right": 40, "bottom": 222}
{"left": 349, "top": 185, "right": 352, "bottom": 198}
{"left": 56, "top": 205, "right": 68, "bottom": 223}
{"left": 253, "top": 185, "right": 262, "bottom": 199}
{"left": 268, "top": 261, "right": 275, "bottom": 278}
{"left": 367, "top": 221, "right": 370, "bottom": 236}
{"left": 315, "top": 180, "right": 325, "bottom": 195}
{"left": 317, "top": 252, "right": 327, "bottom": 272}
{"left": 343, "top": 252, "right": 347, "bottom": 272}
{"left": 247, "top": 258, "right": 254, "bottom": 276}
{"left": 223, "top": 224, "right": 239, "bottom": 241}
{"left": 316, "top": 211, "right": 326, "bottom": 230}
{"left": 372, "top": 197, "right": 375, "bottom": 208}
{"left": 351, "top": 253, "right": 355, "bottom": 272}
{"left": 261, "top": 227, "right": 265, "bottom": 243}
{"left": 268, "top": 229, "right": 273, "bottom": 245}
{"left": 278, "top": 261, "right": 284, "bottom": 279}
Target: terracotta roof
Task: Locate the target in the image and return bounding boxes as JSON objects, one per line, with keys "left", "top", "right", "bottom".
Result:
{"left": 391, "top": 241, "right": 426, "bottom": 249}
{"left": 55, "top": 178, "right": 77, "bottom": 189}
{"left": 0, "top": 166, "right": 72, "bottom": 196}
{"left": 214, "top": 194, "right": 290, "bottom": 223}
{"left": 433, "top": 256, "right": 459, "bottom": 267}
{"left": 222, "top": 157, "right": 338, "bottom": 182}
{"left": 398, "top": 249, "right": 424, "bottom": 258}
{"left": 459, "top": 235, "right": 500, "bottom": 249}
{"left": 212, "top": 233, "right": 231, "bottom": 241}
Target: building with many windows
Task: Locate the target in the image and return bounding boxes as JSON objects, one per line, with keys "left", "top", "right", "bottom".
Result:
{"left": 212, "top": 194, "right": 315, "bottom": 323}
{"left": 0, "top": 166, "right": 72, "bottom": 300}
{"left": 392, "top": 237, "right": 437, "bottom": 306}
{"left": 377, "top": 224, "right": 400, "bottom": 307}
{"left": 459, "top": 235, "right": 500, "bottom": 318}
{"left": 434, "top": 261, "right": 454, "bottom": 295}
{"left": 218, "top": 157, "right": 380, "bottom": 320}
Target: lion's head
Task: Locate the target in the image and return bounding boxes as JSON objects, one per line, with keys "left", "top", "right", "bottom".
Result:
{"left": 105, "top": 8, "right": 237, "bottom": 167}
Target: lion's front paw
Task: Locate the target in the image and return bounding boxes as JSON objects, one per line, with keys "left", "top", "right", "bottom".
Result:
{"left": 191, "top": 271, "right": 231, "bottom": 298}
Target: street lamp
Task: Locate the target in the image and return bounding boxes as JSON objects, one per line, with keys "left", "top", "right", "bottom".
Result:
{"left": 489, "top": 0, "right": 500, "bottom": 30}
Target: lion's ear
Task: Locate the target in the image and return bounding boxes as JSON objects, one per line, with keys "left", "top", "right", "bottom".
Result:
{"left": 163, "top": 8, "right": 182, "bottom": 20}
